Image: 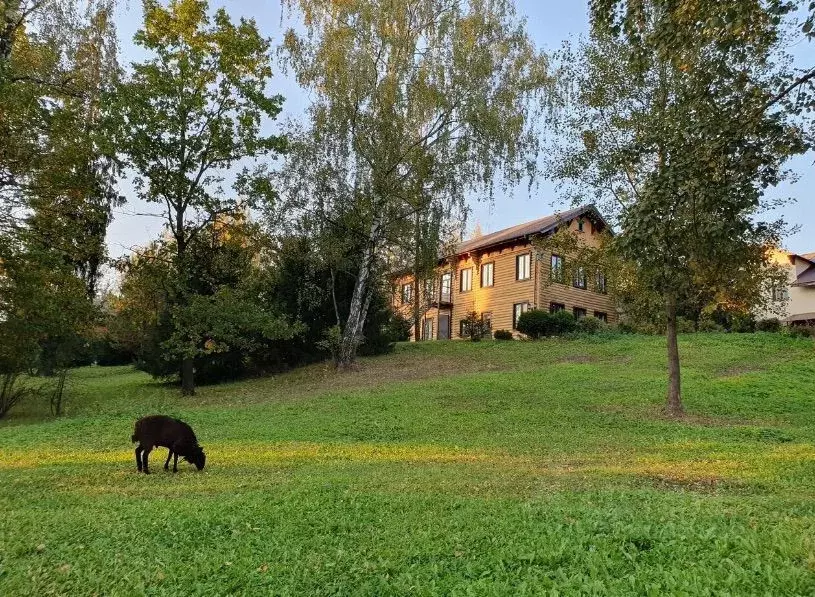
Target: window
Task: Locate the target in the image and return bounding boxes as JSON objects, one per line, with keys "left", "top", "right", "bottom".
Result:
{"left": 423, "top": 278, "right": 436, "bottom": 301}
{"left": 482, "top": 311, "right": 493, "bottom": 331}
{"left": 516, "top": 253, "right": 531, "bottom": 281}
{"left": 594, "top": 311, "right": 608, "bottom": 323}
{"left": 481, "top": 262, "right": 494, "bottom": 287}
{"left": 460, "top": 267, "right": 473, "bottom": 292}
{"left": 573, "top": 266, "right": 587, "bottom": 289}
{"left": 772, "top": 285, "right": 789, "bottom": 302}
{"left": 549, "top": 302, "right": 565, "bottom": 313}
{"left": 512, "top": 302, "right": 530, "bottom": 329}
{"left": 596, "top": 271, "right": 607, "bottom": 294}
{"left": 401, "top": 283, "right": 413, "bottom": 304}
{"left": 577, "top": 219, "right": 585, "bottom": 233}
{"left": 440, "top": 272, "right": 452, "bottom": 302}
{"left": 550, "top": 254, "right": 564, "bottom": 283}
{"left": 573, "top": 307, "right": 587, "bottom": 319}
{"left": 459, "top": 320, "right": 467, "bottom": 338}
{"left": 422, "top": 318, "right": 434, "bottom": 340}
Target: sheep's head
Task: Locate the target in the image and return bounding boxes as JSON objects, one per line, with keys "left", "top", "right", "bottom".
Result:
{"left": 187, "top": 446, "right": 206, "bottom": 471}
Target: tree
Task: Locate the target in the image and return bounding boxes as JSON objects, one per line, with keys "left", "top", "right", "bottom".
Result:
{"left": 111, "top": 0, "right": 286, "bottom": 394}
{"left": 278, "top": 0, "right": 549, "bottom": 368}
{"left": 552, "top": 3, "right": 803, "bottom": 415}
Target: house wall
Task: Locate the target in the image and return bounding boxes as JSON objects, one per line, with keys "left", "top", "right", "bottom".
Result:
{"left": 537, "top": 219, "right": 617, "bottom": 322}
{"left": 392, "top": 217, "right": 616, "bottom": 339}
{"left": 760, "top": 251, "right": 815, "bottom": 322}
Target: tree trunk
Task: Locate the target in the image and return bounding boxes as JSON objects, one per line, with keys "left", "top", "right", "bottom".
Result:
{"left": 412, "top": 209, "right": 423, "bottom": 341}
{"left": 337, "top": 226, "right": 378, "bottom": 369}
{"left": 181, "top": 357, "right": 195, "bottom": 396}
{"left": 665, "top": 292, "right": 683, "bottom": 416}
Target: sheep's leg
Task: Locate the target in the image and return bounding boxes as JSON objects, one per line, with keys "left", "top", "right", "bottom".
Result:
{"left": 135, "top": 446, "right": 143, "bottom": 472}
{"left": 164, "top": 450, "right": 173, "bottom": 471}
{"left": 141, "top": 446, "right": 152, "bottom": 474}
{"left": 172, "top": 452, "right": 179, "bottom": 473}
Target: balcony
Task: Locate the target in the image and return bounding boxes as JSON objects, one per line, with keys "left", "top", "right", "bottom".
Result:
{"left": 430, "top": 291, "right": 453, "bottom": 308}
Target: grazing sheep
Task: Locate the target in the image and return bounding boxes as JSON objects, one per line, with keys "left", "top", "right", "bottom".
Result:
{"left": 131, "top": 415, "right": 206, "bottom": 474}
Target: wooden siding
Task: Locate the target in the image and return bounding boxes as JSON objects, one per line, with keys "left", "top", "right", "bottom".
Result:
{"left": 392, "top": 216, "right": 616, "bottom": 339}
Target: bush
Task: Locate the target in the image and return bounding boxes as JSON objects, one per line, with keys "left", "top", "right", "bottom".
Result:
{"left": 460, "top": 312, "right": 492, "bottom": 341}
{"left": 516, "top": 310, "right": 550, "bottom": 339}
{"left": 493, "top": 329, "right": 513, "bottom": 340}
{"left": 698, "top": 318, "right": 724, "bottom": 332}
{"left": 756, "top": 318, "right": 782, "bottom": 333}
{"left": 576, "top": 316, "right": 603, "bottom": 334}
{"left": 516, "top": 309, "right": 577, "bottom": 339}
{"left": 730, "top": 313, "right": 756, "bottom": 333}
{"left": 676, "top": 317, "right": 696, "bottom": 333}
{"left": 788, "top": 325, "right": 815, "bottom": 339}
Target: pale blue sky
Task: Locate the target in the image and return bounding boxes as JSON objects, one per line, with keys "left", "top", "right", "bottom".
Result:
{"left": 107, "top": 0, "right": 815, "bottom": 258}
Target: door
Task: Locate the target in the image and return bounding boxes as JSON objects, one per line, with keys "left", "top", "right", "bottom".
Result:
{"left": 422, "top": 318, "right": 434, "bottom": 340}
{"left": 438, "top": 314, "right": 451, "bottom": 340}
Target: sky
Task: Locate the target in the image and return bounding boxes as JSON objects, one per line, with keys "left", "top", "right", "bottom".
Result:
{"left": 107, "top": 0, "right": 815, "bottom": 260}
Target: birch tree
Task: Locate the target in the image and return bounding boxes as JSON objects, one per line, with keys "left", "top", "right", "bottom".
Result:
{"left": 278, "top": 0, "right": 549, "bottom": 367}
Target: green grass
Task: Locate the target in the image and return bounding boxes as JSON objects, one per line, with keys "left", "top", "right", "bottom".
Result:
{"left": 1, "top": 333, "right": 815, "bottom": 595}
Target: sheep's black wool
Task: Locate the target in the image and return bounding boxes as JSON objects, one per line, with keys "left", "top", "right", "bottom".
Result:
{"left": 131, "top": 415, "right": 206, "bottom": 474}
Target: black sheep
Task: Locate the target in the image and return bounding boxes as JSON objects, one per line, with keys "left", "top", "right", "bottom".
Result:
{"left": 131, "top": 415, "right": 206, "bottom": 474}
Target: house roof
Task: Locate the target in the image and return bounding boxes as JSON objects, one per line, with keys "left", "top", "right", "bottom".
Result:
{"left": 800, "top": 252, "right": 815, "bottom": 263}
{"left": 454, "top": 204, "right": 610, "bottom": 256}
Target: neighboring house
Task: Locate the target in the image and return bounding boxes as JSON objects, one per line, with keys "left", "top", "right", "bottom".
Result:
{"left": 393, "top": 205, "right": 616, "bottom": 340}
{"left": 767, "top": 250, "right": 815, "bottom": 326}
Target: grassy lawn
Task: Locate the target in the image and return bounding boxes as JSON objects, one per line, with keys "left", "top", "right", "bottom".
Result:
{"left": 1, "top": 333, "right": 815, "bottom": 595}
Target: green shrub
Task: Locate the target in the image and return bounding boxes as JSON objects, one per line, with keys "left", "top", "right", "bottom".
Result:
{"left": 493, "top": 329, "right": 513, "bottom": 340}
{"left": 460, "top": 312, "right": 492, "bottom": 341}
{"left": 730, "top": 313, "right": 756, "bottom": 333}
{"left": 576, "top": 316, "right": 603, "bottom": 334}
{"left": 516, "top": 310, "right": 550, "bottom": 339}
{"left": 698, "top": 318, "right": 724, "bottom": 332}
{"left": 516, "top": 309, "right": 577, "bottom": 338}
{"left": 756, "top": 318, "right": 782, "bottom": 333}
{"left": 676, "top": 317, "right": 696, "bottom": 333}
{"left": 788, "top": 325, "right": 815, "bottom": 338}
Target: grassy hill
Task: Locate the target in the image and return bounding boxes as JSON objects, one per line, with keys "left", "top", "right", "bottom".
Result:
{"left": 1, "top": 333, "right": 814, "bottom": 595}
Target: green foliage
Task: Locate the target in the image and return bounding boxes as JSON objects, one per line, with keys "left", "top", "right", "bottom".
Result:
{"left": 2, "top": 334, "right": 815, "bottom": 593}
{"left": 576, "top": 316, "right": 603, "bottom": 335}
{"left": 493, "top": 329, "right": 514, "bottom": 341}
{"left": 788, "top": 325, "right": 815, "bottom": 339}
{"left": 516, "top": 309, "right": 577, "bottom": 339}
{"left": 277, "top": 0, "right": 549, "bottom": 365}
{"left": 756, "top": 318, "right": 783, "bottom": 333}
{"left": 460, "top": 312, "right": 491, "bottom": 342}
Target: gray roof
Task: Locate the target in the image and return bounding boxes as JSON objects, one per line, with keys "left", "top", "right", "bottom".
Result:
{"left": 455, "top": 205, "right": 609, "bottom": 255}
{"left": 794, "top": 264, "right": 815, "bottom": 287}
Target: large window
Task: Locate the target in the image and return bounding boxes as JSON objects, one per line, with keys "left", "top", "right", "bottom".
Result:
{"left": 423, "top": 278, "right": 436, "bottom": 301}
{"left": 596, "top": 270, "right": 607, "bottom": 294}
{"left": 401, "top": 283, "right": 413, "bottom": 304}
{"left": 512, "top": 302, "right": 530, "bottom": 329}
{"left": 481, "top": 262, "right": 494, "bottom": 287}
{"left": 550, "top": 254, "right": 564, "bottom": 283}
{"left": 440, "top": 272, "right": 452, "bottom": 302}
{"left": 460, "top": 267, "right": 473, "bottom": 292}
{"left": 772, "top": 285, "right": 789, "bottom": 302}
{"left": 594, "top": 311, "right": 608, "bottom": 323}
{"left": 516, "top": 253, "right": 531, "bottom": 281}
{"left": 549, "top": 302, "right": 565, "bottom": 313}
{"left": 573, "top": 307, "right": 587, "bottom": 319}
{"left": 573, "top": 266, "right": 587, "bottom": 289}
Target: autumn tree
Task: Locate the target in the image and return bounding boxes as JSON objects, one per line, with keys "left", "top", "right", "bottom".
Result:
{"left": 552, "top": 2, "right": 804, "bottom": 414}
{"left": 111, "top": 0, "right": 286, "bottom": 394}
{"left": 277, "top": 0, "right": 549, "bottom": 367}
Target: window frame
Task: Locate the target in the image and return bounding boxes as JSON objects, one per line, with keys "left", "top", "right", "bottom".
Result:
{"left": 516, "top": 252, "right": 531, "bottom": 281}
{"left": 401, "top": 283, "right": 413, "bottom": 305}
{"left": 594, "top": 311, "right": 608, "bottom": 323}
{"left": 549, "top": 302, "right": 565, "bottom": 313}
{"left": 512, "top": 302, "right": 530, "bottom": 329}
{"left": 481, "top": 262, "right": 495, "bottom": 288}
{"left": 550, "top": 254, "right": 565, "bottom": 284}
{"left": 573, "top": 266, "right": 587, "bottom": 290}
{"left": 440, "top": 272, "right": 452, "bottom": 302}
{"left": 459, "top": 267, "right": 473, "bottom": 293}
{"left": 573, "top": 307, "right": 587, "bottom": 319}
{"left": 596, "top": 270, "right": 607, "bottom": 294}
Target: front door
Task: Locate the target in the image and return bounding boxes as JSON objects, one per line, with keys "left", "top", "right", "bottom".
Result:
{"left": 438, "top": 314, "right": 451, "bottom": 340}
{"left": 422, "top": 318, "right": 434, "bottom": 340}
